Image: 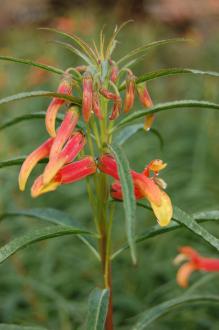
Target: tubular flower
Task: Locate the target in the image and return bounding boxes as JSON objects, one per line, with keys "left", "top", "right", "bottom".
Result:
{"left": 45, "top": 71, "right": 73, "bottom": 137}
{"left": 98, "top": 154, "right": 172, "bottom": 226}
{"left": 18, "top": 138, "right": 54, "bottom": 191}
{"left": 136, "top": 82, "right": 155, "bottom": 131}
{"left": 124, "top": 74, "right": 135, "bottom": 113}
{"left": 110, "top": 64, "right": 119, "bottom": 83}
{"left": 49, "top": 107, "right": 79, "bottom": 158}
{"left": 174, "top": 246, "right": 219, "bottom": 288}
{"left": 82, "top": 71, "right": 93, "bottom": 122}
{"left": 31, "top": 156, "right": 97, "bottom": 198}
{"left": 43, "top": 131, "right": 86, "bottom": 185}
{"left": 92, "top": 92, "right": 103, "bottom": 120}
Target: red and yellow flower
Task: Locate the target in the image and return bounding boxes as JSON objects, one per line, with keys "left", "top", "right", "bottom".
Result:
{"left": 98, "top": 154, "right": 172, "bottom": 226}
{"left": 174, "top": 246, "right": 219, "bottom": 288}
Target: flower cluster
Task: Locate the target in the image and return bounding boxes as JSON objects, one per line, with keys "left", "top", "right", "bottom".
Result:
{"left": 98, "top": 154, "right": 173, "bottom": 226}
{"left": 174, "top": 246, "right": 219, "bottom": 287}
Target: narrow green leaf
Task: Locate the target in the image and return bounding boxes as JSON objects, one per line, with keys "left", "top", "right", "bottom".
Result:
{"left": 0, "top": 111, "right": 83, "bottom": 131}
{"left": 53, "top": 40, "right": 92, "bottom": 65}
{"left": 0, "top": 91, "right": 81, "bottom": 107}
{"left": 0, "top": 208, "right": 100, "bottom": 260}
{"left": 111, "top": 203, "right": 219, "bottom": 259}
{"left": 40, "top": 28, "right": 97, "bottom": 64}
{"left": 109, "top": 143, "right": 137, "bottom": 263}
{"left": 0, "top": 156, "right": 47, "bottom": 169}
{"left": 86, "top": 288, "right": 109, "bottom": 330}
{"left": 114, "top": 124, "right": 163, "bottom": 149}
{"left": 117, "top": 38, "right": 188, "bottom": 65}
{"left": 0, "top": 156, "right": 26, "bottom": 169}
{"left": 0, "top": 225, "right": 94, "bottom": 264}
{"left": 0, "top": 55, "right": 64, "bottom": 75}
{"left": 116, "top": 100, "right": 219, "bottom": 129}
{"left": 133, "top": 295, "right": 219, "bottom": 330}
{"left": 0, "top": 325, "right": 47, "bottom": 330}
{"left": 119, "top": 67, "right": 219, "bottom": 90}
{"left": 173, "top": 206, "right": 219, "bottom": 251}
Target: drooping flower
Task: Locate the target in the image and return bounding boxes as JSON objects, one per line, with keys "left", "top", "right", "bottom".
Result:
{"left": 92, "top": 92, "right": 103, "bottom": 120}
{"left": 82, "top": 71, "right": 93, "bottom": 122}
{"left": 31, "top": 156, "right": 97, "bottom": 198}
{"left": 124, "top": 74, "right": 135, "bottom": 113}
{"left": 45, "top": 71, "right": 73, "bottom": 137}
{"left": 174, "top": 246, "right": 219, "bottom": 288}
{"left": 43, "top": 131, "right": 86, "bottom": 185}
{"left": 98, "top": 154, "right": 172, "bottom": 226}
{"left": 136, "top": 82, "right": 155, "bottom": 131}
{"left": 18, "top": 137, "right": 54, "bottom": 191}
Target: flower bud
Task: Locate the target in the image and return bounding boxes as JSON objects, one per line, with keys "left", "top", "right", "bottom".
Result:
{"left": 82, "top": 72, "right": 93, "bottom": 122}
{"left": 136, "top": 83, "right": 153, "bottom": 108}
{"left": 124, "top": 75, "right": 135, "bottom": 113}
{"left": 45, "top": 71, "right": 73, "bottom": 137}
{"left": 18, "top": 138, "right": 54, "bottom": 191}
{"left": 109, "top": 98, "right": 122, "bottom": 120}
{"left": 110, "top": 65, "right": 119, "bottom": 83}
{"left": 92, "top": 92, "right": 103, "bottom": 120}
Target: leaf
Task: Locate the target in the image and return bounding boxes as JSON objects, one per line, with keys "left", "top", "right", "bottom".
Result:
{"left": 86, "top": 288, "right": 109, "bottom": 330}
{"left": 0, "top": 55, "right": 64, "bottom": 75}
{"left": 40, "top": 28, "right": 97, "bottom": 64}
{"left": 116, "top": 100, "right": 219, "bottom": 129}
{"left": 0, "top": 225, "right": 94, "bottom": 264}
{"left": 114, "top": 124, "right": 163, "bottom": 149}
{"left": 53, "top": 40, "right": 92, "bottom": 66}
{"left": 0, "top": 156, "right": 26, "bottom": 169}
{"left": 119, "top": 67, "right": 219, "bottom": 90}
{"left": 0, "top": 325, "right": 47, "bottom": 330}
{"left": 173, "top": 206, "right": 219, "bottom": 251}
{"left": 109, "top": 143, "right": 137, "bottom": 264}
{"left": 111, "top": 203, "right": 219, "bottom": 259}
{"left": 0, "top": 156, "right": 47, "bottom": 169}
{"left": 0, "top": 208, "right": 100, "bottom": 261}
{"left": 132, "top": 295, "right": 219, "bottom": 330}
{"left": 117, "top": 38, "right": 188, "bottom": 65}
{"left": 0, "top": 111, "right": 84, "bottom": 131}
{"left": 0, "top": 91, "right": 81, "bottom": 107}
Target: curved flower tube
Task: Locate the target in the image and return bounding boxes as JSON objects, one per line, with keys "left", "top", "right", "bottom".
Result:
{"left": 45, "top": 71, "right": 73, "bottom": 137}
{"left": 98, "top": 154, "right": 172, "bottom": 226}
{"left": 174, "top": 246, "right": 219, "bottom": 288}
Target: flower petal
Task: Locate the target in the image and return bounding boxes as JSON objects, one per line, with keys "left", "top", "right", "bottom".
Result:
{"left": 18, "top": 138, "right": 54, "bottom": 191}
{"left": 149, "top": 190, "right": 173, "bottom": 226}
{"left": 43, "top": 131, "right": 86, "bottom": 185}
{"left": 176, "top": 262, "right": 196, "bottom": 288}
{"left": 49, "top": 107, "right": 79, "bottom": 158}
{"left": 31, "top": 175, "right": 60, "bottom": 198}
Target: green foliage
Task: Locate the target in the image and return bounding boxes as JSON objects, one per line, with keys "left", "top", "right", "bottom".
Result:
{"left": 86, "top": 288, "right": 109, "bottom": 330}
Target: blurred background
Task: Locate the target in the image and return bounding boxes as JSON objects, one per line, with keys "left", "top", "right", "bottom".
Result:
{"left": 0, "top": 0, "right": 219, "bottom": 329}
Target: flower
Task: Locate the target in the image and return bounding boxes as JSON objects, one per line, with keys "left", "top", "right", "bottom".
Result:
{"left": 174, "top": 246, "right": 219, "bottom": 288}
{"left": 82, "top": 71, "right": 93, "bottom": 122}
{"left": 19, "top": 110, "right": 96, "bottom": 197}
{"left": 45, "top": 71, "right": 73, "bottom": 137}
{"left": 31, "top": 156, "right": 96, "bottom": 198}
{"left": 98, "top": 154, "right": 172, "bottom": 226}
{"left": 136, "top": 82, "right": 155, "bottom": 131}
{"left": 124, "top": 74, "right": 135, "bottom": 113}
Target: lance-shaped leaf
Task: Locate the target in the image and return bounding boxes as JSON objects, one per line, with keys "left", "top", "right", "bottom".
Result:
{"left": 86, "top": 288, "right": 109, "bottom": 330}
{"left": 0, "top": 208, "right": 100, "bottom": 260}
{"left": 117, "top": 38, "right": 188, "bottom": 65}
{"left": 114, "top": 124, "right": 163, "bottom": 149}
{"left": 119, "top": 67, "right": 219, "bottom": 91}
{"left": 109, "top": 143, "right": 137, "bottom": 264}
{"left": 111, "top": 204, "right": 219, "bottom": 260}
{"left": 0, "top": 225, "right": 95, "bottom": 264}
{"left": 0, "top": 91, "right": 81, "bottom": 108}
{"left": 0, "top": 112, "right": 83, "bottom": 132}
{"left": 115, "top": 100, "right": 219, "bottom": 129}
{"left": 40, "top": 28, "right": 97, "bottom": 64}
{"left": 0, "top": 55, "right": 64, "bottom": 75}
{"left": 132, "top": 295, "right": 219, "bottom": 330}
{"left": 0, "top": 325, "right": 47, "bottom": 330}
